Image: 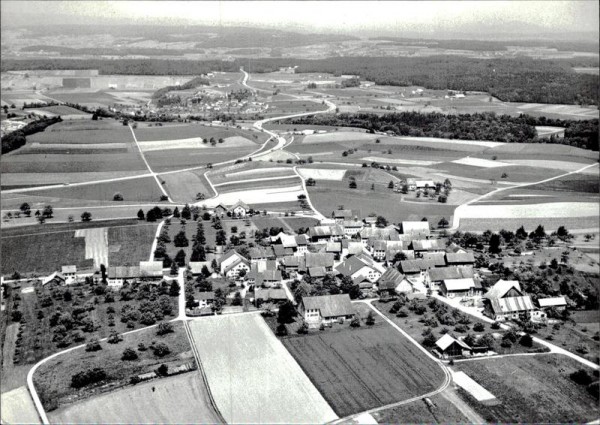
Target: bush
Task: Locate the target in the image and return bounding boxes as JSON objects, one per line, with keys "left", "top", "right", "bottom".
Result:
{"left": 156, "top": 364, "right": 169, "bottom": 376}
{"left": 491, "top": 322, "right": 501, "bottom": 330}
{"left": 107, "top": 331, "right": 123, "bottom": 344}
{"left": 150, "top": 342, "right": 171, "bottom": 357}
{"left": 297, "top": 322, "right": 309, "bottom": 334}
{"left": 577, "top": 344, "right": 590, "bottom": 355}
{"left": 85, "top": 338, "right": 102, "bottom": 352}
{"left": 454, "top": 324, "right": 469, "bottom": 333}
{"left": 121, "top": 347, "right": 139, "bottom": 361}
{"left": 570, "top": 369, "right": 593, "bottom": 386}
{"left": 350, "top": 316, "right": 361, "bottom": 328}
{"left": 138, "top": 343, "right": 147, "bottom": 351}
{"left": 473, "top": 323, "right": 485, "bottom": 332}
{"left": 519, "top": 334, "right": 533, "bottom": 347}
{"left": 396, "top": 309, "right": 408, "bottom": 318}
{"left": 365, "top": 312, "right": 375, "bottom": 326}
{"left": 276, "top": 323, "right": 288, "bottom": 336}
{"left": 587, "top": 381, "right": 599, "bottom": 399}
{"left": 500, "top": 339, "right": 512, "bottom": 348}
{"left": 156, "top": 322, "right": 174, "bottom": 336}
{"left": 422, "top": 333, "right": 437, "bottom": 347}
{"left": 71, "top": 368, "right": 107, "bottom": 388}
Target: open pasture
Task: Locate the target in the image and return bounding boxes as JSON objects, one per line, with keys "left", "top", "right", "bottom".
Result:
{"left": 26, "top": 126, "right": 133, "bottom": 145}
{"left": 161, "top": 171, "right": 214, "bottom": 203}
{"left": 266, "top": 100, "right": 325, "bottom": 114}
{"left": 0, "top": 171, "right": 149, "bottom": 188}
{"left": 481, "top": 142, "right": 599, "bottom": 159}
{"left": 42, "top": 90, "right": 126, "bottom": 108}
{"left": 187, "top": 314, "right": 338, "bottom": 424}
{"left": 453, "top": 355, "right": 599, "bottom": 424}
{"left": 108, "top": 223, "right": 158, "bottom": 266}
{"left": 31, "top": 105, "right": 90, "bottom": 116}
{"left": 145, "top": 147, "right": 256, "bottom": 172}
{"left": 133, "top": 123, "right": 266, "bottom": 144}
{"left": 297, "top": 167, "right": 346, "bottom": 181}
{"left": 48, "top": 372, "right": 221, "bottom": 425}
{"left": 1, "top": 153, "right": 148, "bottom": 173}
{"left": 459, "top": 216, "right": 599, "bottom": 232}
{"left": 375, "top": 390, "right": 472, "bottom": 424}
{"left": 26, "top": 177, "right": 165, "bottom": 203}
{"left": 215, "top": 176, "right": 301, "bottom": 193}
{"left": 431, "top": 162, "right": 564, "bottom": 183}
{"left": 502, "top": 159, "right": 598, "bottom": 174}
{"left": 461, "top": 201, "right": 598, "bottom": 219}
{"left": 282, "top": 322, "right": 445, "bottom": 417}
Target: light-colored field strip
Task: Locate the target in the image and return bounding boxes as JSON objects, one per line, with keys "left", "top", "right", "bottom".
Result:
{"left": 198, "top": 185, "right": 304, "bottom": 207}
{"left": 137, "top": 136, "right": 254, "bottom": 152}
{"left": 397, "top": 136, "right": 504, "bottom": 148}
{"left": 503, "top": 159, "right": 599, "bottom": 174}
{"left": 74, "top": 227, "right": 108, "bottom": 268}
{"left": 452, "top": 157, "right": 512, "bottom": 168}
{"left": 188, "top": 314, "right": 338, "bottom": 424}
{"left": 451, "top": 371, "right": 497, "bottom": 402}
{"left": 28, "top": 142, "right": 127, "bottom": 150}
{"left": 225, "top": 166, "right": 292, "bottom": 178}
{"left": 1, "top": 386, "right": 42, "bottom": 425}
{"left": 302, "top": 132, "right": 377, "bottom": 143}
{"left": 213, "top": 175, "right": 299, "bottom": 188}
{"left": 1, "top": 171, "right": 148, "bottom": 186}
{"left": 460, "top": 202, "right": 599, "bottom": 219}
{"left": 297, "top": 168, "right": 347, "bottom": 181}
{"left": 362, "top": 156, "right": 440, "bottom": 166}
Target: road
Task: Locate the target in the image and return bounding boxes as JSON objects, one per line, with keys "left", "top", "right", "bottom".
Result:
{"left": 330, "top": 300, "right": 453, "bottom": 424}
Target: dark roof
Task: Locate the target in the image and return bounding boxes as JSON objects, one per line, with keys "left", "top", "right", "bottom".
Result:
{"left": 400, "top": 259, "right": 436, "bottom": 273}
{"left": 301, "top": 294, "right": 355, "bottom": 318}
{"left": 428, "top": 267, "right": 474, "bottom": 282}
{"left": 309, "top": 266, "right": 327, "bottom": 278}
{"left": 445, "top": 252, "right": 475, "bottom": 264}
{"left": 281, "top": 256, "right": 301, "bottom": 267}
{"left": 421, "top": 252, "right": 447, "bottom": 267}
{"left": 378, "top": 267, "right": 405, "bottom": 289}
{"left": 305, "top": 252, "right": 334, "bottom": 268}
{"left": 255, "top": 288, "right": 288, "bottom": 301}
{"left": 332, "top": 209, "right": 353, "bottom": 219}
{"left": 196, "top": 291, "right": 215, "bottom": 300}
{"left": 249, "top": 246, "right": 275, "bottom": 259}
{"left": 108, "top": 266, "right": 139, "bottom": 279}
{"left": 335, "top": 256, "right": 373, "bottom": 276}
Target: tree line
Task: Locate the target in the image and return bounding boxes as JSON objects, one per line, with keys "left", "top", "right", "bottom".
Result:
{"left": 283, "top": 111, "right": 599, "bottom": 150}
{"left": 1, "top": 116, "right": 62, "bottom": 155}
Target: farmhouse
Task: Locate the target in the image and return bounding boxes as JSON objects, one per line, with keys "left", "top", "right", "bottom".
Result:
{"left": 254, "top": 288, "right": 288, "bottom": 306}
{"left": 483, "top": 280, "right": 545, "bottom": 321}
{"left": 308, "top": 225, "right": 344, "bottom": 243}
{"left": 42, "top": 272, "right": 66, "bottom": 286}
{"left": 400, "top": 221, "right": 430, "bottom": 236}
{"left": 421, "top": 252, "right": 447, "bottom": 267}
{"left": 219, "top": 250, "right": 250, "bottom": 279}
{"left": 335, "top": 255, "right": 382, "bottom": 284}
{"left": 416, "top": 180, "right": 435, "bottom": 190}
{"left": 537, "top": 296, "right": 567, "bottom": 311}
{"left": 484, "top": 280, "right": 524, "bottom": 299}
{"left": 249, "top": 246, "right": 276, "bottom": 262}
{"left": 326, "top": 242, "right": 342, "bottom": 260}
{"left": 302, "top": 253, "right": 335, "bottom": 274}
{"left": 406, "top": 179, "right": 417, "bottom": 191}
{"left": 299, "top": 294, "right": 355, "bottom": 327}
{"left": 445, "top": 252, "right": 476, "bottom": 266}
{"left": 412, "top": 239, "right": 444, "bottom": 254}
{"left": 195, "top": 291, "right": 215, "bottom": 308}
{"left": 139, "top": 261, "right": 164, "bottom": 281}
{"left": 341, "top": 240, "right": 364, "bottom": 258}
{"left": 189, "top": 261, "right": 210, "bottom": 276}
{"left": 280, "top": 255, "right": 302, "bottom": 273}
{"left": 254, "top": 270, "right": 283, "bottom": 287}
{"left": 378, "top": 268, "right": 423, "bottom": 295}
{"left": 331, "top": 209, "right": 354, "bottom": 223}
{"left": 434, "top": 334, "right": 472, "bottom": 359}
{"left": 428, "top": 266, "right": 474, "bottom": 291}
{"left": 363, "top": 216, "right": 377, "bottom": 228}
{"left": 107, "top": 266, "right": 140, "bottom": 287}
{"left": 61, "top": 265, "right": 77, "bottom": 279}
{"left": 342, "top": 219, "right": 364, "bottom": 236}
{"left": 229, "top": 200, "right": 250, "bottom": 217}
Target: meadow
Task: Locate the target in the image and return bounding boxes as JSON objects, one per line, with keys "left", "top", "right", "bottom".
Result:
{"left": 282, "top": 322, "right": 445, "bottom": 417}
{"left": 453, "top": 355, "right": 599, "bottom": 423}
{"left": 187, "top": 314, "right": 338, "bottom": 424}
{"left": 47, "top": 372, "right": 221, "bottom": 425}
{"left": 215, "top": 176, "right": 302, "bottom": 193}
{"left": 108, "top": 223, "right": 158, "bottom": 266}
{"left": 375, "top": 391, "right": 471, "bottom": 424}
{"left": 133, "top": 123, "right": 266, "bottom": 143}
{"left": 161, "top": 171, "right": 214, "bottom": 203}
{"left": 1, "top": 153, "right": 148, "bottom": 173}
{"left": 145, "top": 147, "right": 256, "bottom": 172}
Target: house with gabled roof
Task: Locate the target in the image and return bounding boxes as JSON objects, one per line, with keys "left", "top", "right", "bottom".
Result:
{"left": 254, "top": 288, "right": 288, "bottom": 306}
{"left": 412, "top": 239, "right": 444, "bottom": 253}
{"left": 434, "top": 334, "right": 472, "bottom": 358}
{"left": 326, "top": 242, "right": 342, "bottom": 260}
{"left": 335, "top": 255, "right": 382, "bottom": 284}
{"left": 42, "top": 272, "right": 66, "bottom": 287}
{"left": 445, "top": 252, "right": 475, "bottom": 266}
{"left": 139, "top": 261, "right": 164, "bottom": 280}
{"left": 331, "top": 209, "right": 354, "bottom": 223}
{"left": 249, "top": 246, "right": 275, "bottom": 262}
{"left": 341, "top": 240, "right": 364, "bottom": 258}
{"left": 483, "top": 279, "right": 545, "bottom": 321}
{"left": 484, "top": 280, "right": 523, "bottom": 299}
{"left": 342, "top": 219, "right": 363, "bottom": 236}
{"left": 440, "top": 278, "right": 482, "bottom": 299}
{"left": 303, "top": 252, "right": 334, "bottom": 273}
{"left": 401, "top": 221, "right": 430, "bottom": 237}
{"left": 107, "top": 266, "right": 140, "bottom": 287}
{"left": 428, "top": 266, "right": 474, "bottom": 290}
{"left": 421, "top": 252, "right": 447, "bottom": 267}
{"left": 299, "top": 294, "right": 355, "bottom": 327}
{"left": 219, "top": 250, "right": 250, "bottom": 279}
{"left": 229, "top": 200, "right": 250, "bottom": 217}
{"left": 537, "top": 296, "right": 567, "bottom": 311}
{"left": 254, "top": 270, "right": 283, "bottom": 288}
{"left": 61, "top": 265, "right": 77, "bottom": 278}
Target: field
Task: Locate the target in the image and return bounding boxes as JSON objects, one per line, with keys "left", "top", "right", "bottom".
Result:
{"left": 133, "top": 123, "right": 267, "bottom": 143}
{"left": 460, "top": 202, "right": 598, "bottom": 220}
{"left": 452, "top": 355, "right": 599, "bottom": 423}
{"left": 459, "top": 217, "right": 599, "bottom": 232}
{"left": 47, "top": 372, "right": 221, "bottom": 424}
{"left": 214, "top": 175, "right": 302, "bottom": 193}
{"left": 1, "top": 153, "right": 147, "bottom": 173}
{"left": 283, "top": 322, "right": 445, "bottom": 417}
{"left": 25, "top": 177, "right": 165, "bottom": 203}
{"left": 107, "top": 223, "right": 158, "bottom": 266}
{"left": 202, "top": 185, "right": 305, "bottom": 208}
{"left": 1, "top": 171, "right": 150, "bottom": 188}
{"left": 161, "top": 171, "right": 214, "bottom": 203}
{"left": 1, "top": 230, "right": 93, "bottom": 276}
{"left": 187, "top": 314, "right": 338, "bottom": 424}
{"left": 145, "top": 147, "right": 256, "bottom": 172}
{"left": 74, "top": 228, "right": 108, "bottom": 269}
{"left": 30, "top": 105, "right": 90, "bottom": 117}
{"left": 1, "top": 386, "right": 41, "bottom": 425}
{"left": 34, "top": 322, "right": 193, "bottom": 411}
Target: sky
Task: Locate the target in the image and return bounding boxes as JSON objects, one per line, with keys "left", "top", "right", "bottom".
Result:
{"left": 2, "top": 1, "right": 599, "bottom": 37}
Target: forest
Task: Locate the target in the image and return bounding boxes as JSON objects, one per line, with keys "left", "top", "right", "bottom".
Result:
{"left": 2, "top": 56, "right": 597, "bottom": 105}
{"left": 283, "top": 112, "right": 599, "bottom": 151}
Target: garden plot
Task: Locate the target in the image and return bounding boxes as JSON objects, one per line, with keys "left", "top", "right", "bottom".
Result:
{"left": 297, "top": 168, "right": 346, "bottom": 181}
{"left": 188, "top": 314, "right": 338, "bottom": 424}
{"left": 460, "top": 202, "right": 599, "bottom": 219}
{"left": 74, "top": 228, "right": 108, "bottom": 269}
{"left": 452, "top": 157, "right": 512, "bottom": 168}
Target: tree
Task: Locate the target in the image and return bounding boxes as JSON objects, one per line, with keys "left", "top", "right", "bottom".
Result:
{"left": 422, "top": 332, "right": 437, "bottom": 347}
{"left": 201, "top": 265, "right": 211, "bottom": 278}
{"left": 121, "top": 347, "right": 138, "bottom": 361}
{"left": 306, "top": 177, "right": 316, "bottom": 186}
{"left": 181, "top": 204, "right": 191, "bottom": 220}
{"left": 516, "top": 225, "right": 528, "bottom": 239}
{"left": 42, "top": 205, "right": 53, "bottom": 218}
{"left": 489, "top": 233, "right": 502, "bottom": 254}
{"left": 174, "top": 249, "right": 186, "bottom": 267}
{"left": 388, "top": 180, "right": 394, "bottom": 189}
{"left": 173, "top": 206, "right": 180, "bottom": 218}
{"left": 156, "top": 364, "right": 169, "bottom": 376}
{"left": 211, "top": 259, "right": 219, "bottom": 272}
{"left": 107, "top": 331, "right": 123, "bottom": 344}
{"left": 85, "top": 338, "right": 102, "bottom": 352}
{"left": 349, "top": 180, "right": 357, "bottom": 189}
{"left": 438, "top": 217, "right": 449, "bottom": 228}
{"left": 535, "top": 224, "right": 546, "bottom": 238}
{"left": 150, "top": 342, "right": 171, "bottom": 357}
{"left": 366, "top": 312, "right": 375, "bottom": 326}
{"left": 19, "top": 202, "right": 31, "bottom": 217}
{"left": 157, "top": 322, "right": 174, "bottom": 336}
{"left": 376, "top": 215, "right": 388, "bottom": 227}
{"left": 137, "top": 209, "right": 145, "bottom": 220}
{"left": 350, "top": 316, "right": 361, "bottom": 327}
{"left": 81, "top": 211, "right": 92, "bottom": 222}
{"left": 113, "top": 192, "right": 123, "bottom": 201}
{"left": 277, "top": 300, "right": 296, "bottom": 324}
{"left": 173, "top": 230, "right": 189, "bottom": 247}
{"left": 169, "top": 280, "right": 180, "bottom": 296}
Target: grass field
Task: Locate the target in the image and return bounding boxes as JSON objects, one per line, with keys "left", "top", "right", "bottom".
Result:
{"left": 282, "top": 322, "right": 445, "bottom": 417}
{"left": 26, "top": 177, "right": 165, "bottom": 203}
{"left": 0, "top": 171, "right": 150, "bottom": 188}
{"left": 34, "top": 322, "right": 193, "bottom": 411}
{"left": 1, "top": 231, "right": 93, "bottom": 276}
{"left": 215, "top": 176, "right": 302, "bottom": 193}
{"left": 47, "top": 372, "right": 221, "bottom": 424}
{"left": 33, "top": 105, "right": 90, "bottom": 116}
{"left": 145, "top": 147, "right": 256, "bottom": 172}
{"left": 375, "top": 390, "right": 471, "bottom": 424}
{"left": 107, "top": 223, "right": 158, "bottom": 266}
{"left": 459, "top": 216, "right": 599, "bottom": 232}
{"left": 1, "top": 386, "right": 41, "bottom": 425}
{"left": 27, "top": 126, "right": 133, "bottom": 145}
{"left": 188, "top": 314, "right": 338, "bottom": 424}
{"left": 134, "top": 123, "right": 266, "bottom": 143}
{"left": 453, "top": 355, "right": 599, "bottom": 423}
{"left": 431, "top": 162, "right": 564, "bottom": 183}
{"left": 161, "top": 171, "right": 214, "bottom": 203}
{"left": 1, "top": 153, "right": 148, "bottom": 173}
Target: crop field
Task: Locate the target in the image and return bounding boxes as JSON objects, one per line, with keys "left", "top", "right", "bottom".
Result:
{"left": 266, "top": 100, "right": 325, "bottom": 114}
{"left": 203, "top": 185, "right": 304, "bottom": 208}
{"left": 145, "top": 147, "right": 256, "bottom": 172}
{"left": 108, "top": 223, "right": 158, "bottom": 266}
{"left": 215, "top": 176, "right": 301, "bottom": 193}
{"left": 375, "top": 390, "right": 472, "bottom": 424}
{"left": 74, "top": 227, "right": 108, "bottom": 269}
{"left": 133, "top": 123, "right": 266, "bottom": 143}
{"left": 282, "top": 323, "right": 445, "bottom": 417}
{"left": 308, "top": 181, "right": 455, "bottom": 224}
{"left": 1, "top": 153, "right": 148, "bottom": 173}
{"left": 48, "top": 372, "right": 221, "bottom": 425}
{"left": 34, "top": 322, "right": 193, "bottom": 411}
{"left": 501, "top": 159, "right": 598, "bottom": 174}
{"left": 1, "top": 230, "right": 93, "bottom": 276}
{"left": 461, "top": 201, "right": 598, "bottom": 219}
{"left": 459, "top": 216, "right": 599, "bottom": 232}
{"left": 0, "top": 171, "right": 150, "bottom": 188}
{"left": 453, "top": 355, "right": 599, "bottom": 423}
{"left": 297, "top": 167, "right": 346, "bottom": 181}
{"left": 516, "top": 174, "right": 599, "bottom": 194}
{"left": 1, "top": 386, "right": 41, "bottom": 425}
{"left": 41, "top": 91, "right": 127, "bottom": 108}
{"left": 137, "top": 136, "right": 256, "bottom": 152}
{"left": 161, "top": 171, "right": 214, "bottom": 203}
{"left": 431, "top": 162, "right": 564, "bottom": 183}
{"left": 481, "top": 142, "right": 599, "bottom": 159}
{"left": 187, "top": 314, "right": 338, "bottom": 424}
{"left": 31, "top": 105, "right": 90, "bottom": 116}
{"left": 27, "top": 125, "right": 133, "bottom": 145}
{"left": 26, "top": 177, "right": 164, "bottom": 203}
